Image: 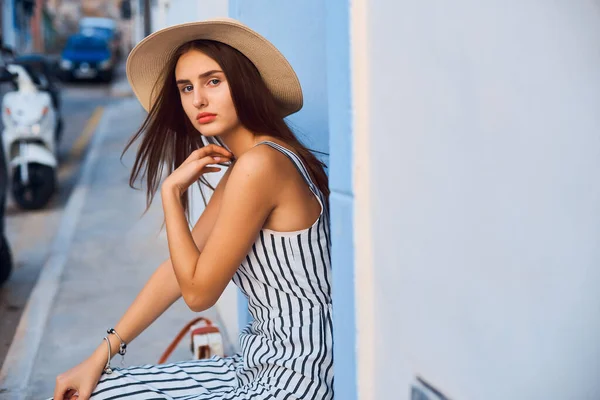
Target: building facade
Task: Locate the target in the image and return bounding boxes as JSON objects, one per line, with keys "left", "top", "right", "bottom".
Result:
{"left": 138, "top": 1, "right": 600, "bottom": 399}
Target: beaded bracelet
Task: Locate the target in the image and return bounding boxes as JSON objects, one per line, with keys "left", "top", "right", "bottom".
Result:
{"left": 107, "top": 328, "right": 127, "bottom": 366}
{"left": 102, "top": 337, "right": 113, "bottom": 374}
{"left": 107, "top": 328, "right": 127, "bottom": 355}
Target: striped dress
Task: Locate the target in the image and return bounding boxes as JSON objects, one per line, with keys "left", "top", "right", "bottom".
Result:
{"left": 90, "top": 141, "right": 334, "bottom": 400}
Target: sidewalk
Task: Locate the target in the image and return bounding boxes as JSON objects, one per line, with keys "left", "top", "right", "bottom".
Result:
{"left": 0, "top": 97, "right": 217, "bottom": 399}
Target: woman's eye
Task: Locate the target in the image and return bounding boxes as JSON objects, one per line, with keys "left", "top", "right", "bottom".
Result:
{"left": 208, "top": 79, "right": 220, "bottom": 86}
{"left": 181, "top": 85, "right": 193, "bottom": 93}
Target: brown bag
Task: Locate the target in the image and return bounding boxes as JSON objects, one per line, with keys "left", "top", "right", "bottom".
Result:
{"left": 158, "top": 317, "right": 225, "bottom": 364}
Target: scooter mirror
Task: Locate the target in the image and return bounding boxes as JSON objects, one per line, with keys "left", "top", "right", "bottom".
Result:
{"left": 0, "top": 68, "right": 16, "bottom": 83}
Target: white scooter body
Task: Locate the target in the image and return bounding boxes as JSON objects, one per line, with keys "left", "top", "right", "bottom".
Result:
{"left": 1, "top": 64, "right": 59, "bottom": 209}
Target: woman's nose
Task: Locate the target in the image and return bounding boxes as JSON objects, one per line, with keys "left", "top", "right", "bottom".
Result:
{"left": 192, "top": 91, "right": 207, "bottom": 108}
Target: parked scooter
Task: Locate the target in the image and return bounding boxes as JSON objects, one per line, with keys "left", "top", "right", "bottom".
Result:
{"left": 0, "top": 63, "right": 60, "bottom": 210}
{"left": 0, "top": 129, "right": 12, "bottom": 285}
{"left": 0, "top": 45, "right": 14, "bottom": 285}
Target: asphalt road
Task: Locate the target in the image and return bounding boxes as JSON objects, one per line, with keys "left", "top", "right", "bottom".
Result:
{"left": 0, "top": 64, "right": 128, "bottom": 366}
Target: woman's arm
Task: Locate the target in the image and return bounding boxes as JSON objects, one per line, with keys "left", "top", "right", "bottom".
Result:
{"left": 53, "top": 165, "right": 232, "bottom": 400}
{"left": 161, "top": 146, "right": 280, "bottom": 312}
{"left": 94, "top": 167, "right": 233, "bottom": 362}
{"left": 82, "top": 257, "right": 182, "bottom": 370}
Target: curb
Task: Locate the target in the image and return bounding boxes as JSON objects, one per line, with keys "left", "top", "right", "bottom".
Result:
{"left": 109, "top": 63, "right": 133, "bottom": 98}
{"left": 0, "top": 104, "right": 118, "bottom": 399}
{"left": 109, "top": 81, "right": 134, "bottom": 98}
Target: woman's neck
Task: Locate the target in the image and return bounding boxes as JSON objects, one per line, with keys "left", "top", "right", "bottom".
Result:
{"left": 218, "top": 126, "right": 268, "bottom": 159}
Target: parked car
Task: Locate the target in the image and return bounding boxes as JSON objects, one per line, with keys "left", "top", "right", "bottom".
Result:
{"left": 59, "top": 33, "right": 116, "bottom": 82}
{"left": 79, "top": 17, "right": 122, "bottom": 60}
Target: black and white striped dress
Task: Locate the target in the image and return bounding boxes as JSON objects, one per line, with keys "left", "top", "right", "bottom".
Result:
{"left": 90, "top": 141, "right": 334, "bottom": 400}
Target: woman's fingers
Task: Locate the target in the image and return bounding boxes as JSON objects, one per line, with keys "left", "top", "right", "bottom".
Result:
{"left": 65, "top": 389, "right": 77, "bottom": 400}
{"left": 202, "top": 166, "right": 222, "bottom": 174}
{"left": 53, "top": 377, "right": 83, "bottom": 400}
{"left": 182, "top": 152, "right": 230, "bottom": 167}
{"left": 190, "top": 158, "right": 222, "bottom": 174}
{"left": 163, "top": 155, "right": 226, "bottom": 195}
{"left": 182, "top": 145, "right": 232, "bottom": 165}
{"left": 176, "top": 159, "right": 222, "bottom": 186}
{"left": 53, "top": 375, "right": 68, "bottom": 400}
{"left": 193, "top": 156, "right": 225, "bottom": 168}
{"left": 190, "top": 145, "right": 231, "bottom": 159}
{"left": 203, "top": 144, "right": 232, "bottom": 157}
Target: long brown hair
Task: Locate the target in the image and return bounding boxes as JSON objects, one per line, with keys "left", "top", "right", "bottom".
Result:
{"left": 123, "top": 40, "right": 329, "bottom": 220}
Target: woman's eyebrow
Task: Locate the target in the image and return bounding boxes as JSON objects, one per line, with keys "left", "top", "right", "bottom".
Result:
{"left": 176, "top": 70, "right": 224, "bottom": 84}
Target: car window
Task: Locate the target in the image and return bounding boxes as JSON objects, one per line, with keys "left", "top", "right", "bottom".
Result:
{"left": 66, "top": 36, "right": 108, "bottom": 51}
{"left": 92, "top": 27, "right": 114, "bottom": 39}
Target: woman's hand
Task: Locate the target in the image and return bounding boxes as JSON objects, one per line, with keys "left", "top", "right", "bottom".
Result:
{"left": 53, "top": 351, "right": 106, "bottom": 400}
{"left": 162, "top": 144, "right": 233, "bottom": 198}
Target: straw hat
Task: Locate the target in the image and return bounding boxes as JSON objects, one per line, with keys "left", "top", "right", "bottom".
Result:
{"left": 126, "top": 18, "right": 303, "bottom": 117}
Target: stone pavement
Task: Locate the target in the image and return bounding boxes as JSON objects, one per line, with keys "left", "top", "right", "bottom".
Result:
{"left": 0, "top": 97, "right": 218, "bottom": 399}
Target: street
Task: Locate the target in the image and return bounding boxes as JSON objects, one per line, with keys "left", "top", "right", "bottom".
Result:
{"left": 0, "top": 64, "right": 128, "bottom": 366}
{"left": 0, "top": 88, "right": 200, "bottom": 399}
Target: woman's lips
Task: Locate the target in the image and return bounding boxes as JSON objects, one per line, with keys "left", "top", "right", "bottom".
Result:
{"left": 196, "top": 113, "right": 216, "bottom": 124}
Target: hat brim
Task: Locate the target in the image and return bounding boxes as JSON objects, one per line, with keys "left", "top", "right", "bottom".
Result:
{"left": 126, "top": 18, "right": 303, "bottom": 117}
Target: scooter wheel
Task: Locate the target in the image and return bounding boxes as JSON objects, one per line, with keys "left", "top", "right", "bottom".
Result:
{"left": 12, "top": 163, "right": 56, "bottom": 210}
{"left": 0, "top": 234, "right": 12, "bottom": 286}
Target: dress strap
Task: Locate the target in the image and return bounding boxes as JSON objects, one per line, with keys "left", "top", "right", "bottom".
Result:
{"left": 253, "top": 140, "right": 325, "bottom": 210}
{"left": 253, "top": 141, "right": 315, "bottom": 189}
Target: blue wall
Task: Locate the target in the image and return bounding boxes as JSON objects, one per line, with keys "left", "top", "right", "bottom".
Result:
{"left": 325, "top": 1, "right": 357, "bottom": 399}
{"left": 229, "top": 0, "right": 331, "bottom": 327}
{"left": 230, "top": 1, "right": 356, "bottom": 397}
{"left": 229, "top": 0, "right": 329, "bottom": 164}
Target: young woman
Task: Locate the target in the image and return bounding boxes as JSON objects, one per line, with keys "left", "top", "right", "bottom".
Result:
{"left": 52, "top": 18, "right": 333, "bottom": 400}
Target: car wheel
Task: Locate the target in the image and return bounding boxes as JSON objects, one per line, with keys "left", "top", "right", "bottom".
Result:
{"left": 60, "top": 71, "right": 72, "bottom": 82}
{"left": 100, "top": 71, "right": 113, "bottom": 83}
{"left": 55, "top": 116, "right": 64, "bottom": 144}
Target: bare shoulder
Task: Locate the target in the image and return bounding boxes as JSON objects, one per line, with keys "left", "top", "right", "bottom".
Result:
{"left": 229, "top": 144, "right": 291, "bottom": 181}
{"left": 221, "top": 144, "right": 293, "bottom": 207}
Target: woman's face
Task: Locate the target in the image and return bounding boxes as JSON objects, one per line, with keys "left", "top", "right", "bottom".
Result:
{"left": 175, "top": 49, "right": 240, "bottom": 137}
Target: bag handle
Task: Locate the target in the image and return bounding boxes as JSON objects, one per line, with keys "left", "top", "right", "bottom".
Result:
{"left": 158, "top": 316, "right": 214, "bottom": 364}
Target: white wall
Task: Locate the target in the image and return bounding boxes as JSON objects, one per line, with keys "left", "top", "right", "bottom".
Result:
{"left": 139, "top": 0, "right": 229, "bottom": 43}
{"left": 131, "top": 0, "right": 145, "bottom": 45}
{"left": 164, "top": 0, "right": 228, "bottom": 28}
{"left": 358, "top": 1, "right": 600, "bottom": 399}
{"left": 2, "top": 0, "right": 16, "bottom": 49}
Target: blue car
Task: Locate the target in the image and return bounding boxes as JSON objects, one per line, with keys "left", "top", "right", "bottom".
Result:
{"left": 59, "top": 33, "right": 115, "bottom": 82}
{"left": 79, "top": 17, "right": 123, "bottom": 60}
